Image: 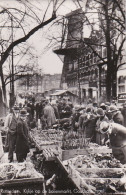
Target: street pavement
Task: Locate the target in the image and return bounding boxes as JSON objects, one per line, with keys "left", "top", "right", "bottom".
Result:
{"left": 0, "top": 150, "right": 33, "bottom": 163}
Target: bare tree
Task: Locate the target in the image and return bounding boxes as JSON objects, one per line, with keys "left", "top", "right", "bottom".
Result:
{"left": 83, "top": 0, "right": 125, "bottom": 101}
{"left": 0, "top": 0, "right": 67, "bottom": 104}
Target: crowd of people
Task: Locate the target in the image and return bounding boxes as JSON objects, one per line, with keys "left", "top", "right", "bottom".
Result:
{"left": 72, "top": 100, "right": 126, "bottom": 164}
{"left": 3, "top": 97, "right": 73, "bottom": 163}
{"left": 3, "top": 96, "right": 126, "bottom": 164}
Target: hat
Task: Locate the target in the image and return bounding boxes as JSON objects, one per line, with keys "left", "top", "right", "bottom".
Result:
{"left": 74, "top": 105, "right": 81, "bottom": 111}
{"left": 108, "top": 105, "right": 118, "bottom": 113}
{"left": 41, "top": 98, "right": 46, "bottom": 102}
{"left": 20, "top": 109, "right": 29, "bottom": 116}
{"left": 100, "top": 103, "right": 105, "bottom": 107}
{"left": 86, "top": 107, "right": 92, "bottom": 113}
{"left": 13, "top": 104, "right": 19, "bottom": 111}
{"left": 96, "top": 108, "right": 104, "bottom": 116}
{"left": 88, "top": 99, "right": 92, "bottom": 104}
{"left": 100, "top": 121, "right": 109, "bottom": 134}
{"left": 100, "top": 103, "right": 106, "bottom": 111}
{"left": 93, "top": 102, "right": 98, "bottom": 107}
{"left": 105, "top": 102, "right": 111, "bottom": 106}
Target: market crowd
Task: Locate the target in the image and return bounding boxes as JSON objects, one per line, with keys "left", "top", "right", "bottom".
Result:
{"left": 2, "top": 96, "right": 126, "bottom": 164}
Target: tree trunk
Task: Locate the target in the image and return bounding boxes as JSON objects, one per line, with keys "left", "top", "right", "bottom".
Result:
{"left": 105, "top": 0, "right": 113, "bottom": 102}
{"left": 106, "top": 64, "right": 112, "bottom": 101}
{"left": 0, "top": 66, "right": 7, "bottom": 104}
{"left": 0, "top": 14, "right": 56, "bottom": 109}
{"left": 111, "top": 60, "right": 117, "bottom": 99}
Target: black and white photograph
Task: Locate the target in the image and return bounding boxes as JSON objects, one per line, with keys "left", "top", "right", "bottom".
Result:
{"left": 0, "top": 0, "right": 126, "bottom": 194}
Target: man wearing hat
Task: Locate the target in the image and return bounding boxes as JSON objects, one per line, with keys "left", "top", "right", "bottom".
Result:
{"left": 100, "top": 103, "right": 106, "bottom": 111}
{"left": 95, "top": 108, "right": 109, "bottom": 145}
{"left": 71, "top": 105, "right": 81, "bottom": 131}
{"left": 15, "top": 108, "right": 29, "bottom": 162}
{"left": 80, "top": 107, "right": 97, "bottom": 142}
{"left": 121, "top": 103, "right": 126, "bottom": 127}
{"left": 4, "top": 108, "right": 17, "bottom": 162}
{"left": 108, "top": 105, "right": 124, "bottom": 125}
{"left": 13, "top": 104, "right": 20, "bottom": 118}
{"left": 100, "top": 121, "right": 126, "bottom": 164}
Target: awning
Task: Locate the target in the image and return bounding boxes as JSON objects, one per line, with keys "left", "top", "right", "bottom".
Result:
{"left": 50, "top": 90, "right": 77, "bottom": 97}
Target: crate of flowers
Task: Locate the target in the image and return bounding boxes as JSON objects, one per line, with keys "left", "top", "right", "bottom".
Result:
{"left": 58, "top": 131, "right": 94, "bottom": 161}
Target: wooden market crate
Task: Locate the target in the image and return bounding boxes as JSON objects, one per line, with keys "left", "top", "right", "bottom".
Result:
{"left": 92, "top": 147, "right": 112, "bottom": 154}
{"left": 43, "top": 147, "right": 59, "bottom": 161}
{"left": 74, "top": 167, "right": 125, "bottom": 178}
{"left": 68, "top": 164, "right": 126, "bottom": 195}
{"left": 58, "top": 147, "right": 93, "bottom": 161}
{"left": 29, "top": 132, "right": 62, "bottom": 151}
{"left": 57, "top": 142, "right": 112, "bottom": 161}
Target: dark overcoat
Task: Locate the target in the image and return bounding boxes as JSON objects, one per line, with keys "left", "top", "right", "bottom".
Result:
{"left": 15, "top": 118, "right": 29, "bottom": 155}
{"left": 113, "top": 111, "right": 124, "bottom": 125}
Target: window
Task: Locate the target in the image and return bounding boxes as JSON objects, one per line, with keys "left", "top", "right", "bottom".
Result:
{"left": 69, "top": 63, "right": 73, "bottom": 71}
{"left": 95, "top": 68, "right": 98, "bottom": 76}
{"left": 118, "top": 76, "right": 125, "bottom": 84}
{"left": 103, "top": 48, "right": 107, "bottom": 58}
{"left": 119, "top": 86, "right": 125, "bottom": 93}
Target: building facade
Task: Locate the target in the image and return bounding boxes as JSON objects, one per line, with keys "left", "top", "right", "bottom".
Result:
{"left": 54, "top": 0, "right": 125, "bottom": 104}
{"left": 15, "top": 73, "right": 61, "bottom": 97}
{"left": 54, "top": 8, "right": 107, "bottom": 104}
{"left": 41, "top": 74, "right": 61, "bottom": 94}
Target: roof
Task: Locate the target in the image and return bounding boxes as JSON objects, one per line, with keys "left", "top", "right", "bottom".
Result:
{"left": 65, "top": 8, "right": 83, "bottom": 18}
{"left": 50, "top": 90, "right": 77, "bottom": 96}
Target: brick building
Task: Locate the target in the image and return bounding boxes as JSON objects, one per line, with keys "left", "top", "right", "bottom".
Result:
{"left": 54, "top": 8, "right": 107, "bottom": 104}
{"left": 54, "top": 0, "right": 125, "bottom": 104}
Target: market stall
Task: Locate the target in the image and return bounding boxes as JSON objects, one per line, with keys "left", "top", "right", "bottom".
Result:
{"left": 63, "top": 145, "right": 126, "bottom": 194}
{"left": 0, "top": 161, "right": 45, "bottom": 195}
{"left": 29, "top": 128, "right": 63, "bottom": 161}
{"left": 29, "top": 128, "right": 83, "bottom": 194}
{"left": 29, "top": 127, "right": 126, "bottom": 194}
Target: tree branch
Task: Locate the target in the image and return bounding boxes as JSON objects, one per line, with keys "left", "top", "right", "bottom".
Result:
{"left": 0, "top": 14, "right": 56, "bottom": 68}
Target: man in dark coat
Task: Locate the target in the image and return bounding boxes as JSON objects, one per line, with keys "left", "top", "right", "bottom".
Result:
{"left": 108, "top": 105, "right": 124, "bottom": 125}
{"left": 35, "top": 101, "right": 42, "bottom": 121}
{"left": 51, "top": 102, "right": 60, "bottom": 119}
{"left": 63, "top": 104, "right": 73, "bottom": 118}
{"left": 71, "top": 105, "right": 81, "bottom": 131}
{"left": 80, "top": 107, "right": 97, "bottom": 142}
{"left": 4, "top": 108, "right": 17, "bottom": 163}
{"left": 95, "top": 108, "right": 109, "bottom": 145}
{"left": 15, "top": 109, "right": 29, "bottom": 162}
{"left": 121, "top": 103, "right": 126, "bottom": 127}
{"left": 100, "top": 121, "right": 126, "bottom": 164}
{"left": 29, "top": 102, "right": 35, "bottom": 120}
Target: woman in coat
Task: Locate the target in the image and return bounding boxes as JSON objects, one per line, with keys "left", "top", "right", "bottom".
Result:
{"left": 15, "top": 109, "right": 29, "bottom": 162}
